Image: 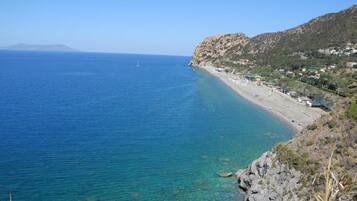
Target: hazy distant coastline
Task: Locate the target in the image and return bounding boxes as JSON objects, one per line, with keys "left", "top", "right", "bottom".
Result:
{"left": 0, "top": 43, "right": 79, "bottom": 52}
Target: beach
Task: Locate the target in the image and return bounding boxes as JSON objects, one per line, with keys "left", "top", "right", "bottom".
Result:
{"left": 199, "top": 66, "right": 326, "bottom": 131}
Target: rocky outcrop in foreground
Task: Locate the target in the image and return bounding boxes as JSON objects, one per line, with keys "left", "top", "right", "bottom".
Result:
{"left": 237, "top": 101, "right": 357, "bottom": 201}
{"left": 237, "top": 152, "right": 305, "bottom": 201}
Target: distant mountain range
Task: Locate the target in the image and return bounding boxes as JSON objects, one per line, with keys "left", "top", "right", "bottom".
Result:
{"left": 0, "top": 43, "right": 79, "bottom": 52}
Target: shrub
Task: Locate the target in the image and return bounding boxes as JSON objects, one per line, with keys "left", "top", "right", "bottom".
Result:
{"left": 307, "top": 124, "right": 318, "bottom": 130}
{"left": 273, "top": 144, "right": 316, "bottom": 174}
{"left": 305, "top": 140, "right": 314, "bottom": 146}
{"left": 347, "top": 97, "right": 357, "bottom": 121}
{"left": 327, "top": 120, "right": 337, "bottom": 129}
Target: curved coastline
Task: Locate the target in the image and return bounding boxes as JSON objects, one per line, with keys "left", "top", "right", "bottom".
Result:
{"left": 194, "top": 65, "right": 326, "bottom": 133}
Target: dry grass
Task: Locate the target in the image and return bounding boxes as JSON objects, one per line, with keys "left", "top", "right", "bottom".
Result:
{"left": 313, "top": 148, "right": 350, "bottom": 201}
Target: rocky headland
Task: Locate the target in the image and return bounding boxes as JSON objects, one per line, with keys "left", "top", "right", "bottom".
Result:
{"left": 190, "top": 33, "right": 249, "bottom": 67}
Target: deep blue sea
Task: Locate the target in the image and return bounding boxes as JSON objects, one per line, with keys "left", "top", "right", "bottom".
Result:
{"left": 0, "top": 51, "right": 293, "bottom": 201}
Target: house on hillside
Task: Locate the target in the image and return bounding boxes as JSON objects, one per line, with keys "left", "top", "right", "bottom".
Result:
{"left": 311, "top": 96, "right": 331, "bottom": 111}
{"left": 298, "top": 96, "right": 313, "bottom": 107}
{"left": 327, "top": 64, "right": 337, "bottom": 70}
{"left": 346, "top": 62, "right": 357, "bottom": 68}
{"left": 281, "top": 86, "right": 289, "bottom": 94}
{"left": 286, "top": 71, "right": 295, "bottom": 77}
{"left": 244, "top": 75, "right": 255, "bottom": 81}
{"left": 307, "top": 67, "right": 319, "bottom": 75}
{"left": 287, "top": 91, "right": 298, "bottom": 98}
{"left": 244, "top": 74, "right": 261, "bottom": 82}
{"left": 215, "top": 67, "right": 224, "bottom": 72}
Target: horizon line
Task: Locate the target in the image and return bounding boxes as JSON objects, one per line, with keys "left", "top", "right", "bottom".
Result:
{"left": 0, "top": 49, "right": 191, "bottom": 57}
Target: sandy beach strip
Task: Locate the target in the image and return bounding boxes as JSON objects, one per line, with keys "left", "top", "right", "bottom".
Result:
{"left": 198, "top": 66, "right": 326, "bottom": 132}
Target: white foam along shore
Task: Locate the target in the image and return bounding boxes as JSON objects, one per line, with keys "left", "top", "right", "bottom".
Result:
{"left": 198, "top": 66, "right": 326, "bottom": 132}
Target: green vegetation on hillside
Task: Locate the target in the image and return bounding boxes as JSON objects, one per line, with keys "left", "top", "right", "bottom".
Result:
{"left": 274, "top": 144, "right": 317, "bottom": 175}
{"left": 347, "top": 97, "right": 357, "bottom": 120}
{"left": 210, "top": 6, "right": 357, "bottom": 98}
{"left": 192, "top": 6, "right": 357, "bottom": 199}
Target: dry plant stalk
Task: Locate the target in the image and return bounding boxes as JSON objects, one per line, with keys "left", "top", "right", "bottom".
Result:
{"left": 314, "top": 148, "right": 346, "bottom": 201}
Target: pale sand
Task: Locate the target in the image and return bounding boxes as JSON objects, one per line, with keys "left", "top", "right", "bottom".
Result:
{"left": 199, "top": 66, "right": 326, "bottom": 132}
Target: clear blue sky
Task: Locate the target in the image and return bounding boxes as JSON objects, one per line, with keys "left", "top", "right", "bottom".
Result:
{"left": 1, "top": 0, "right": 356, "bottom": 55}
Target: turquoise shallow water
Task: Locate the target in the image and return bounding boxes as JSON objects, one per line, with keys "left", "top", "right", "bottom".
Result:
{"left": 0, "top": 51, "right": 293, "bottom": 200}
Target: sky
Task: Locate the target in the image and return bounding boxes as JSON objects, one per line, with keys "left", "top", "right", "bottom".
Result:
{"left": 0, "top": 0, "right": 356, "bottom": 56}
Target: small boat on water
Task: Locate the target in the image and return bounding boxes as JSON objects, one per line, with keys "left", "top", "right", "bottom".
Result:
{"left": 136, "top": 61, "right": 140, "bottom": 67}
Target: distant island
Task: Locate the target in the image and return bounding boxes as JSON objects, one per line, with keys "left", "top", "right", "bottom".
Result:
{"left": 0, "top": 43, "right": 79, "bottom": 52}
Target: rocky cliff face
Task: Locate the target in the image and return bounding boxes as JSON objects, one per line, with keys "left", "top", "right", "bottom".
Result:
{"left": 190, "top": 33, "right": 249, "bottom": 67}
{"left": 238, "top": 152, "right": 305, "bottom": 201}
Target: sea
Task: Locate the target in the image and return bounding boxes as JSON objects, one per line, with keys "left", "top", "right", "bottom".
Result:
{"left": 0, "top": 51, "right": 293, "bottom": 201}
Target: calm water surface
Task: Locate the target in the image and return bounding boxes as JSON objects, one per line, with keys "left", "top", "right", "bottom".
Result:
{"left": 0, "top": 51, "right": 293, "bottom": 200}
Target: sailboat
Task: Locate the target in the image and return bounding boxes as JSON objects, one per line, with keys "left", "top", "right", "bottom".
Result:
{"left": 136, "top": 61, "right": 140, "bottom": 67}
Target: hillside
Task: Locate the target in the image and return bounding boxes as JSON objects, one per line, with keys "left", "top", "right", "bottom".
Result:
{"left": 237, "top": 99, "right": 357, "bottom": 200}
{"left": 191, "top": 5, "right": 357, "bottom": 69}
{"left": 192, "top": 5, "right": 357, "bottom": 98}
{"left": 191, "top": 5, "right": 357, "bottom": 201}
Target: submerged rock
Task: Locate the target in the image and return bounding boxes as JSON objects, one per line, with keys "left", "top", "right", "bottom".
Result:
{"left": 217, "top": 157, "right": 231, "bottom": 165}
{"left": 217, "top": 172, "right": 233, "bottom": 178}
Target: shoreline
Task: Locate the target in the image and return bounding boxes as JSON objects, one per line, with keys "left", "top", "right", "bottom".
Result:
{"left": 196, "top": 66, "right": 326, "bottom": 132}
